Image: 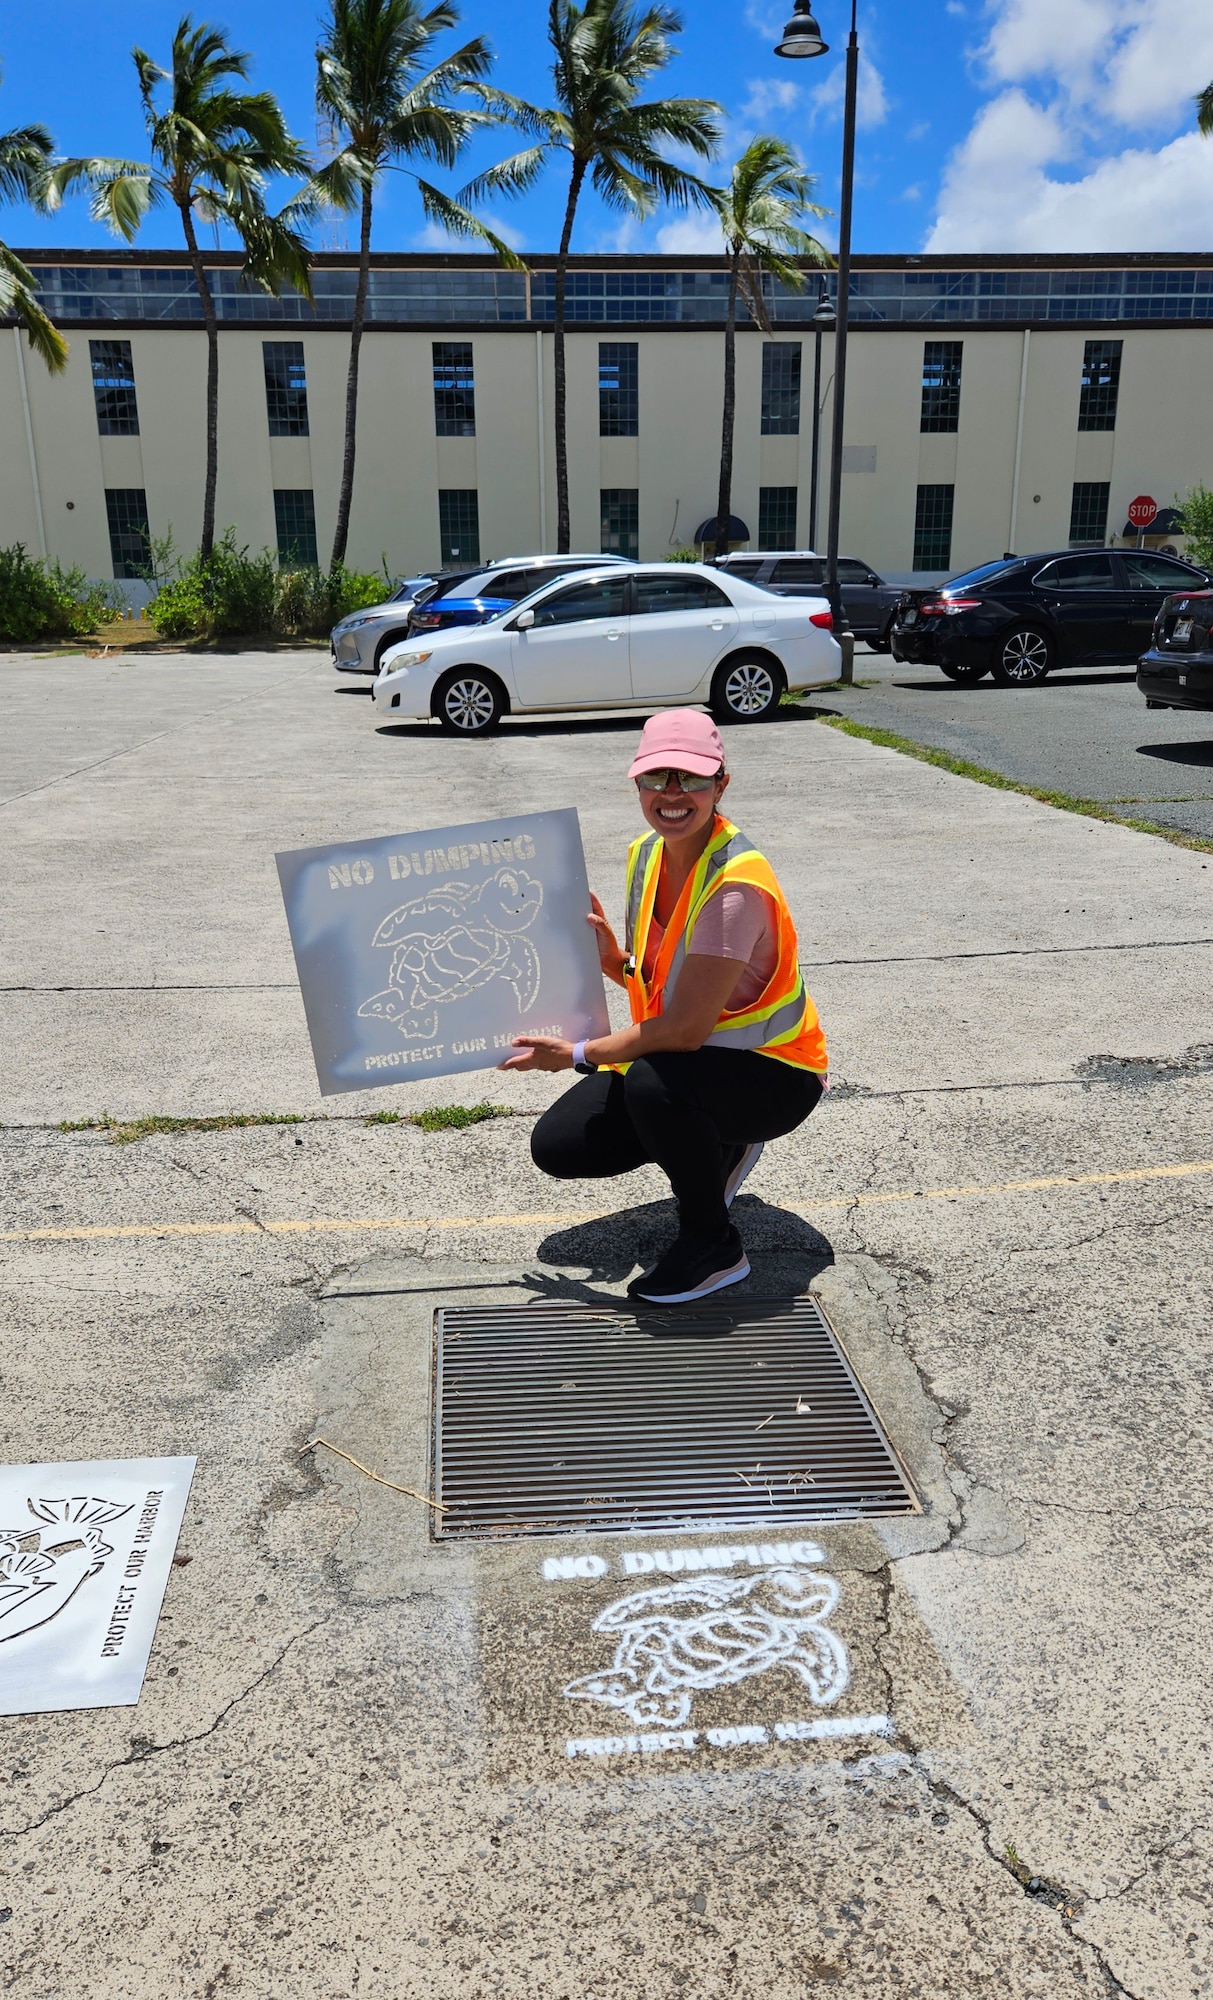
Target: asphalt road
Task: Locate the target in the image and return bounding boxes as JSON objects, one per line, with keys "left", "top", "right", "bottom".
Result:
{"left": 816, "top": 649, "right": 1213, "bottom": 841}
{"left": 2, "top": 646, "right": 1212, "bottom": 1998}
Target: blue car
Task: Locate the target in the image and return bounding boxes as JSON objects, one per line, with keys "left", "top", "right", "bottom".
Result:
{"left": 407, "top": 554, "right": 630, "bottom": 638}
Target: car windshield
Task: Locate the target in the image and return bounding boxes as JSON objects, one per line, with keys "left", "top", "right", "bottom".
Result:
{"left": 940, "top": 560, "right": 1017, "bottom": 591}
{"left": 391, "top": 575, "right": 432, "bottom": 602}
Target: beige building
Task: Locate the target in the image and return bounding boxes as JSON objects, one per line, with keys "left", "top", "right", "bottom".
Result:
{"left": 2, "top": 249, "right": 1211, "bottom": 587}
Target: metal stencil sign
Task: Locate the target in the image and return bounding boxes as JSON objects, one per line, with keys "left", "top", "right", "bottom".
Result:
{"left": 0, "top": 1457, "right": 195, "bottom": 1715}
{"left": 276, "top": 807, "right": 610, "bottom": 1094}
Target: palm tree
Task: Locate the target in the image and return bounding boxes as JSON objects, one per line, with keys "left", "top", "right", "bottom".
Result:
{"left": 49, "top": 18, "right": 312, "bottom": 558}
{"left": 708, "top": 136, "right": 829, "bottom": 562}
{"left": 464, "top": 0, "right": 721, "bottom": 553}
{"left": 313, "top": 0, "right": 521, "bottom": 570}
{"left": 1198, "top": 83, "right": 1213, "bottom": 133}
{"left": 0, "top": 83, "right": 66, "bottom": 372}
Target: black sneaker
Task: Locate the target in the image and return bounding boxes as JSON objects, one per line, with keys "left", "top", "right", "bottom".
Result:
{"left": 627, "top": 1227, "right": 750, "bottom": 1305}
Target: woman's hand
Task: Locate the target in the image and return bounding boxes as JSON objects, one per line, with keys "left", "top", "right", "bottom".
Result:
{"left": 497, "top": 1035, "right": 575, "bottom": 1073}
{"left": 588, "top": 892, "right": 628, "bottom": 987}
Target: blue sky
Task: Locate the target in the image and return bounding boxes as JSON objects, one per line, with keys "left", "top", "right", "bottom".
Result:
{"left": 3, "top": 0, "right": 1212, "bottom": 257}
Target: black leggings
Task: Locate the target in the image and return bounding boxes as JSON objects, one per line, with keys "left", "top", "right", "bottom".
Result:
{"left": 530, "top": 1049, "right": 823, "bottom": 1238}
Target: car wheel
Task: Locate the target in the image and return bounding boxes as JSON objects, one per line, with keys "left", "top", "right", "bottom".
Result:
{"left": 433, "top": 669, "right": 504, "bottom": 735}
{"left": 373, "top": 629, "right": 410, "bottom": 672}
{"left": 939, "top": 661, "right": 990, "bottom": 683}
{"left": 710, "top": 653, "right": 785, "bottom": 723}
{"left": 991, "top": 627, "right": 1052, "bottom": 687}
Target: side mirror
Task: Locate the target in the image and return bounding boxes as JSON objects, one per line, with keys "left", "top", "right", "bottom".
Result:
{"left": 515, "top": 608, "right": 535, "bottom": 629}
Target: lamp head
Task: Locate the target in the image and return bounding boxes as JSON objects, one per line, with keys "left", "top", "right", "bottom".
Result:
{"left": 812, "top": 292, "right": 836, "bottom": 328}
{"left": 775, "top": 0, "right": 828, "bottom": 57}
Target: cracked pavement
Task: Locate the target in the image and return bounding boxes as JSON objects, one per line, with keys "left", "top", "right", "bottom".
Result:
{"left": 1, "top": 650, "right": 1211, "bottom": 1997}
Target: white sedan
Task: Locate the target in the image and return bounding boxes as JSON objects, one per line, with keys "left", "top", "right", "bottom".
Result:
{"left": 372, "top": 563, "right": 839, "bottom": 735}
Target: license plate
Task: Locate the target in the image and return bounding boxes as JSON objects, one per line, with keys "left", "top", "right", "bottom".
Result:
{"left": 902, "top": 608, "right": 918, "bottom": 626}
{"left": 1179, "top": 674, "right": 1189, "bottom": 686}
{"left": 1174, "top": 618, "right": 1193, "bottom": 642}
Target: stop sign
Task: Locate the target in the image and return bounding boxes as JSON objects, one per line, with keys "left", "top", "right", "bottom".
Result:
{"left": 1127, "top": 494, "right": 1158, "bottom": 529}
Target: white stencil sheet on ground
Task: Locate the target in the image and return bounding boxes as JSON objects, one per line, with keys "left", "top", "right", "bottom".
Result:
{"left": 0, "top": 1458, "right": 195, "bottom": 1715}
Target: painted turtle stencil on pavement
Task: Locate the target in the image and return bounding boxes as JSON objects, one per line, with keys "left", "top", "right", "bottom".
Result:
{"left": 562, "top": 1566, "right": 849, "bottom": 1728}
{"left": 277, "top": 808, "right": 609, "bottom": 1093}
{"left": 0, "top": 1458, "right": 195, "bottom": 1715}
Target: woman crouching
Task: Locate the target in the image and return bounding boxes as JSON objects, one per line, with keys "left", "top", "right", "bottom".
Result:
{"left": 500, "top": 708, "right": 827, "bottom": 1304}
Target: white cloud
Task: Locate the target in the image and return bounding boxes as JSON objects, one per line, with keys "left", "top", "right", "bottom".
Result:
{"left": 656, "top": 212, "right": 728, "bottom": 254}
{"left": 743, "top": 0, "right": 785, "bottom": 43}
{"left": 808, "top": 50, "right": 889, "bottom": 132}
{"left": 926, "top": 98, "right": 1213, "bottom": 251}
{"left": 899, "top": 183, "right": 922, "bottom": 203}
{"left": 739, "top": 77, "right": 801, "bottom": 122}
{"left": 924, "top": 0, "right": 1213, "bottom": 252}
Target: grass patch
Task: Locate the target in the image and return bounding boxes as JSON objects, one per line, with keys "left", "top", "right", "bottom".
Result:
{"left": 363, "top": 1110, "right": 402, "bottom": 1125}
{"left": 59, "top": 1111, "right": 309, "bottom": 1147}
{"left": 817, "top": 714, "right": 1213, "bottom": 856}
{"left": 412, "top": 1103, "right": 511, "bottom": 1133}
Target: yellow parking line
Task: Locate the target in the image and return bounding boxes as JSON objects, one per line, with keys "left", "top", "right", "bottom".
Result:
{"left": 3, "top": 1157, "right": 1211, "bottom": 1245}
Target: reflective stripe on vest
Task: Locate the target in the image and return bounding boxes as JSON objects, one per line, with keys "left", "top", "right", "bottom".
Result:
{"left": 622, "top": 816, "right": 827, "bottom": 1072}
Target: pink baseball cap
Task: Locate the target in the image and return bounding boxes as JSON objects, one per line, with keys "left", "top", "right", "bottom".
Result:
{"left": 628, "top": 708, "right": 726, "bottom": 779}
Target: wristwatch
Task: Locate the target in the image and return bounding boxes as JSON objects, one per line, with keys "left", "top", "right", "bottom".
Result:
{"left": 572, "top": 1040, "right": 598, "bottom": 1075}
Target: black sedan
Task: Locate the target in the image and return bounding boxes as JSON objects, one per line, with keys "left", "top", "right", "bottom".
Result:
{"left": 1138, "top": 588, "right": 1213, "bottom": 711}
{"left": 891, "top": 548, "right": 1212, "bottom": 686}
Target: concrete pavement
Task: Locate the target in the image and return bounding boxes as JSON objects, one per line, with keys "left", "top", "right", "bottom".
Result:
{"left": 1, "top": 647, "right": 1211, "bottom": 1997}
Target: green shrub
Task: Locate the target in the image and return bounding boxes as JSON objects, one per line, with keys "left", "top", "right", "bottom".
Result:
{"left": 663, "top": 546, "right": 701, "bottom": 563}
{"left": 1177, "top": 484, "right": 1213, "bottom": 570}
{"left": 0, "top": 544, "right": 120, "bottom": 643}
{"left": 146, "top": 532, "right": 392, "bottom": 640}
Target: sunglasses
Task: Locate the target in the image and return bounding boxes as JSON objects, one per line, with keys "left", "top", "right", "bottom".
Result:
{"left": 635, "top": 767, "right": 721, "bottom": 793}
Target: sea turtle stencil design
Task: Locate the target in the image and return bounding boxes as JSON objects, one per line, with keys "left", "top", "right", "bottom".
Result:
{"left": 357, "top": 867, "right": 544, "bottom": 1041}
{"left": 562, "top": 1568, "right": 848, "bottom": 1727}
{"left": 0, "top": 1496, "right": 132, "bottom": 1645}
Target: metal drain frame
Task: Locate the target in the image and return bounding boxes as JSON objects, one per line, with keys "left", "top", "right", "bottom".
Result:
{"left": 430, "top": 1293, "right": 920, "bottom": 1542}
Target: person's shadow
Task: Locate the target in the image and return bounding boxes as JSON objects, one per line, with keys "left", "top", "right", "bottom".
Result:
{"left": 528, "top": 1193, "right": 834, "bottom": 1331}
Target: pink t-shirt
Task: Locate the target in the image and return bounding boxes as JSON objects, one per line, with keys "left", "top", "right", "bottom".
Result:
{"left": 643, "top": 883, "right": 778, "bottom": 1011}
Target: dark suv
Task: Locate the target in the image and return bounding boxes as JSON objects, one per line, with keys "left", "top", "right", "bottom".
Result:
{"left": 890, "top": 549, "right": 1212, "bottom": 685}
{"left": 716, "top": 552, "right": 901, "bottom": 648}
{"left": 1138, "top": 588, "right": 1213, "bottom": 711}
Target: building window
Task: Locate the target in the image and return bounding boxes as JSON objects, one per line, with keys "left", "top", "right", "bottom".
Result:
{"left": 1068, "top": 481, "right": 1110, "bottom": 546}
{"left": 599, "top": 343, "right": 638, "bottom": 437}
{"left": 90, "top": 340, "right": 140, "bottom": 435}
{"left": 263, "top": 341, "right": 309, "bottom": 436}
{"left": 600, "top": 488, "right": 639, "bottom": 559}
{"left": 433, "top": 342, "right": 475, "bottom": 437}
{"left": 274, "top": 489, "right": 318, "bottom": 567}
{"left": 758, "top": 486, "right": 798, "bottom": 549}
{"left": 1078, "top": 340, "right": 1122, "bottom": 431}
{"left": 913, "top": 484, "right": 954, "bottom": 570}
{"left": 104, "top": 488, "right": 150, "bottom": 578}
{"left": 439, "top": 489, "right": 480, "bottom": 563}
{"left": 920, "top": 340, "right": 962, "bottom": 433}
{"left": 761, "top": 343, "right": 801, "bottom": 435}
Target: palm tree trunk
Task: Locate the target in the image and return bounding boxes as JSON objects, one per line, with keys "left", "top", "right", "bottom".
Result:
{"left": 553, "top": 160, "right": 585, "bottom": 557}
{"left": 179, "top": 201, "right": 220, "bottom": 560}
{"left": 331, "top": 179, "right": 374, "bottom": 571}
{"left": 713, "top": 254, "right": 740, "bottom": 562}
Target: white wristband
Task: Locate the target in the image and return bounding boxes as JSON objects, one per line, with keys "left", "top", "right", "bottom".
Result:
{"left": 572, "top": 1040, "right": 588, "bottom": 1069}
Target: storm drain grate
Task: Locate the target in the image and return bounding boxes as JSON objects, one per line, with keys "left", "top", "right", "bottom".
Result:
{"left": 433, "top": 1295, "right": 919, "bottom": 1539}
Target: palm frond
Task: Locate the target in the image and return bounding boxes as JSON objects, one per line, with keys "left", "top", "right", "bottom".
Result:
{"left": 0, "top": 242, "right": 68, "bottom": 370}
{"left": 414, "top": 176, "right": 526, "bottom": 267}
{"left": 459, "top": 143, "right": 555, "bottom": 205}
{"left": 0, "top": 124, "right": 56, "bottom": 206}
{"left": 1198, "top": 82, "right": 1213, "bottom": 135}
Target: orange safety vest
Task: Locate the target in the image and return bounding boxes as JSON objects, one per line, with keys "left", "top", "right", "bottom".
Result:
{"left": 619, "top": 815, "right": 828, "bottom": 1072}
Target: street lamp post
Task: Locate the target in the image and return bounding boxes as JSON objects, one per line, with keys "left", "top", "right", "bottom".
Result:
{"left": 808, "top": 287, "right": 835, "bottom": 552}
{"left": 776, "top": 0, "right": 858, "bottom": 685}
